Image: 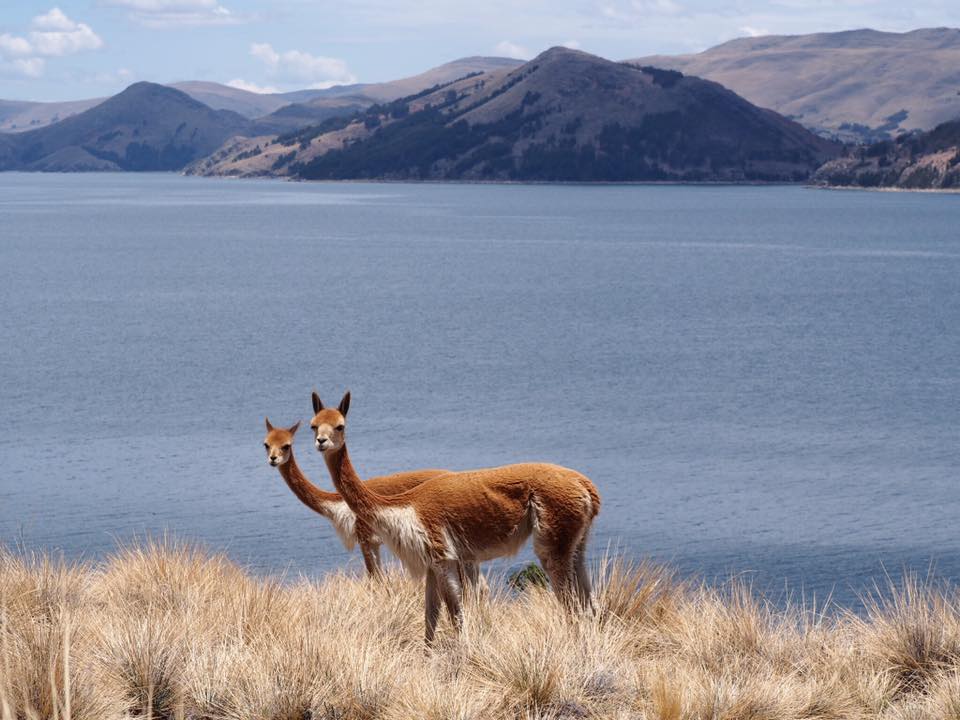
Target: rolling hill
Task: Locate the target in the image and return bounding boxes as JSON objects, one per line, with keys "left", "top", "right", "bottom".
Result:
{"left": 0, "top": 97, "right": 105, "bottom": 133}
{"left": 630, "top": 28, "right": 960, "bottom": 142}
{"left": 192, "top": 48, "right": 838, "bottom": 182}
{"left": 0, "top": 82, "right": 251, "bottom": 171}
{"left": 245, "top": 56, "right": 523, "bottom": 135}
{"left": 1, "top": 58, "right": 523, "bottom": 135}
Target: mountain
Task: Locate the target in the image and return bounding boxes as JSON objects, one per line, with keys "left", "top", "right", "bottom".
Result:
{"left": 0, "top": 82, "right": 251, "bottom": 171}
{"left": 0, "top": 97, "right": 105, "bottom": 133}
{"left": 1, "top": 57, "right": 523, "bottom": 136}
{"left": 193, "top": 48, "right": 838, "bottom": 181}
{"left": 308, "top": 56, "right": 523, "bottom": 103}
{"left": 812, "top": 119, "right": 960, "bottom": 189}
{"left": 246, "top": 56, "right": 524, "bottom": 135}
{"left": 168, "top": 81, "right": 295, "bottom": 118}
{"left": 630, "top": 28, "right": 960, "bottom": 142}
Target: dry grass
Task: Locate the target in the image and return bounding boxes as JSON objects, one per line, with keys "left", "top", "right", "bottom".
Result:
{"left": 3, "top": 541, "right": 960, "bottom": 720}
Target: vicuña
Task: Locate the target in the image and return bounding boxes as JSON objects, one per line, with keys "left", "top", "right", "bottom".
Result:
{"left": 263, "top": 417, "right": 478, "bottom": 584}
{"left": 310, "top": 391, "right": 601, "bottom": 643}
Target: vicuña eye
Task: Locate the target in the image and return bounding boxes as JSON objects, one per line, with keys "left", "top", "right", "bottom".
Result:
{"left": 263, "top": 443, "right": 269, "bottom": 450}
{"left": 281, "top": 444, "right": 291, "bottom": 451}
{"left": 335, "top": 424, "right": 345, "bottom": 432}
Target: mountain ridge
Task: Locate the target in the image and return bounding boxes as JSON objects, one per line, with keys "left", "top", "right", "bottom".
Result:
{"left": 629, "top": 27, "right": 960, "bottom": 142}
{"left": 0, "top": 57, "right": 524, "bottom": 134}
{"left": 0, "top": 82, "right": 252, "bottom": 171}
{"left": 191, "top": 47, "right": 840, "bottom": 182}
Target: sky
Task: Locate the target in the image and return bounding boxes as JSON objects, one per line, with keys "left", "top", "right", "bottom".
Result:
{"left": 1, "top": 0, "right": 959, "bottom": 102}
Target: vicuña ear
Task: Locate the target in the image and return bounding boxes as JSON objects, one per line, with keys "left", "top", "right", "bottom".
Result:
{"left": 312, "top": 391, "right": 324, "bottom": 414}
{"left": 265, "top": 418, "right": 274, "bottom": 431}
{"left": 289, "top": 421, "right": 301, "bottom": 435}
{"left": 338, "top": 391, "right": 351, "bottom": 417}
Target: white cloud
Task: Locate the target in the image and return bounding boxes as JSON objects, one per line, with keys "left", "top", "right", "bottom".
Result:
{"left": 11, "top": 57, "right": 46, "bottom": 78}
{"left": 632, "top": 0, "right": 683, "bottom": 13}
{"left": 494, "top": 40, "right": 531, "bottom": 59}
{"left": 226, "top": 78, "right": 281, "bottom": 94}
{"left": 0, "top": 8, "right": 102, "bottom": 78}
{"left": 29, "top": 8, "right": 104, "bottom": 56}
{"left": 248, "top": 43, "right": 356, "bottom": 89}
{"left": 739, "top": 25, "right": 771, "bottom": 37}
{"left": 0, "top": 33, "right": 33, "bottom": 57}
{"left": 32, "top": 8, "right": 77, "bottom": 32}
{"left": 562, "top": 39, "right": 582, "bottom": 49}
{"left": 103, "top": 0, "right": 245, "bottom": 27}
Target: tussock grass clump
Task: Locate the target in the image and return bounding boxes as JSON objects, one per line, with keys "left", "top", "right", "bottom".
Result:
{"left": 3, "top": 541, "right": 960, "bottom": 719}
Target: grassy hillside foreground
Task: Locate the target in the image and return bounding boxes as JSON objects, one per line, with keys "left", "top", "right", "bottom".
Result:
{"left": 3, "top": 542, "right": 960, "bottom": 719}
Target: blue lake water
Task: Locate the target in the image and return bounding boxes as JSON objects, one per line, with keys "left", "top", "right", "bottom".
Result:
{"left": 1, "top": 173, "right": 958, "bottom": 607}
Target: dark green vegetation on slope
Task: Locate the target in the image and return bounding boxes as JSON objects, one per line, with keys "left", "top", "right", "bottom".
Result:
{"left": 293, "top": 48, "right": 840, "bottom": 182}
{"left": 813, "top": 118, "right": 960, "bottom": 189}
{"left": 0, "top": 83, "right": 251, "bottom": 171}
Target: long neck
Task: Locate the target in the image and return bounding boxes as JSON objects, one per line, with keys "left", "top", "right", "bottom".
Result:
{"left": 323, "top": 443, "right": 394, "bottom": 519}
{"left": 278, "top": 450, "right": 340, "bottom": 516}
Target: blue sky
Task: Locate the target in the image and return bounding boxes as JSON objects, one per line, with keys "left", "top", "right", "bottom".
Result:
{"left": 2, "top": 0, "right": 959, "bottom": 102}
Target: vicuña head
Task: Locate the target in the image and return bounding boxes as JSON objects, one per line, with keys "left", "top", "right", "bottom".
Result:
{"left": 264, "top": 418, "right": 300, "bottom": 466}
{"left": 311, "top": 391, "right": 349, "bottom": 453}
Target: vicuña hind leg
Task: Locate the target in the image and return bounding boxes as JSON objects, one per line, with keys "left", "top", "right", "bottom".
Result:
{"left": 534, "top": 533, "right": 577, "bottom": 609}
{"left": 572, "top": 534, "right": 594, "bottom": 612}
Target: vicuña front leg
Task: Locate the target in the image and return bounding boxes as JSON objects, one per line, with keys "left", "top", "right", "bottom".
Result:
{"left": 434, "top": 561, "right": 463, "bottom": 632}
{"left": 359, "top": 541, "right": 381, "bottom": 577}
{"left": 460, "top": 561, "right": 487, "bottom": 603}
{"left": 425, "top": 569, "right": 443, "bottom": 645}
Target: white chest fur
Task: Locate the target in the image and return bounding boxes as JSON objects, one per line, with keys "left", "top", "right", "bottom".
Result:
{"left": 322, "top": 500, "right": 358, "bottom": 550}
{"left": 374, "top": 506, "right": 432, "bottom": 576}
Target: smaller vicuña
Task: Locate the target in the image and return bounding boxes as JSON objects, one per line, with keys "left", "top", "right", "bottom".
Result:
{"left": 263, "top": 417, "right": 479, "bottom": 583}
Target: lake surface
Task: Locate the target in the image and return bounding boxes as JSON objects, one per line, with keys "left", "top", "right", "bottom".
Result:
{"left": 1, "top": 173, "right": 958, "bottom": 608}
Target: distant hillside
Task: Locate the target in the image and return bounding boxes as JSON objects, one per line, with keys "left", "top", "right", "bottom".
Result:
{"left": 0, "top": 82, "right": 251, "bottom": 172}
{"left": 168, "top": 82, "right": 294, "bottom": 118}
{"left": 246, "top": 57, "right": 523, "bottom": 135}
{"left": 0, "top": 97, "right": 105, "bottom": 133}
{"left": 308, "top": 56, "right": 523, "bottom": 103}
{"left": 812, "top": 119, "right": 960, "bottom": 189}
{"left": 630, "top": 28, "right": 960, "bottom": 142}
{"left": 1, "top": 58, "right": 522, "bottom": 136}
{"left": 207, "top": 48, "right": 837, "bottom": 182}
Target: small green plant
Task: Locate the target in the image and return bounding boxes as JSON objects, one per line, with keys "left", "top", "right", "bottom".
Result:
{"left": 508, "top": 563, "right": 549, "bottom": 591}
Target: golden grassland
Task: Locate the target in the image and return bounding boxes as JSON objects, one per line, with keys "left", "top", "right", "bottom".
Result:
{"left": 3, "top": 541, "right": 960, "bottom": 720}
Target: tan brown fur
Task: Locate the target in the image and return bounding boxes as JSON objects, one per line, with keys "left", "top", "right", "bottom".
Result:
{"left": 311, "top": 392, "right": 600, "bottom": 643}
{"left": 263, "top": 418, "right": 446, "bottom": 576}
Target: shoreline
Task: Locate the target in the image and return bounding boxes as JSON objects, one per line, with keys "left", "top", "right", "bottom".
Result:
{"left": 6, "top": 169, "right": 960, "bottom": 192}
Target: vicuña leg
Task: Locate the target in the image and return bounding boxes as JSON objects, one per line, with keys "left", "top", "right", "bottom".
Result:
{"left": 437, "top": 561, "right": 464, "bottom": 630}
{"left": 459, "top": 561, "right": 486, "bottom": 602}
{"left": 359, "top": 541, "right": 381, "bottom": 577}
{"left": 572, "top": 534, "right": 594, "bottom": 611}
{"left": 534, "top": 525, "right": 581, "bottom": 609}
{"left": 425, "top": 569, "right": 443, "bottom": 644}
